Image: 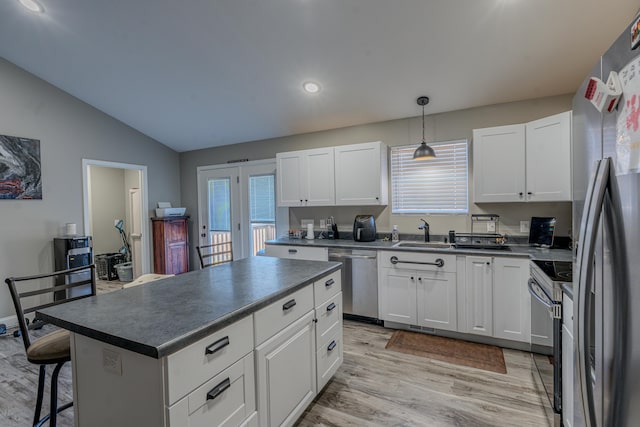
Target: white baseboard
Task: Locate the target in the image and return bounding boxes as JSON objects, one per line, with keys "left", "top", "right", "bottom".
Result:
{"left": 0, "top": 314, "right": 18, "bottom": 329}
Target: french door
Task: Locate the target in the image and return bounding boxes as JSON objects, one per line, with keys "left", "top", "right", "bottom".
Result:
{"left": 198, "top": 160, "right": 282, "bottom": 263}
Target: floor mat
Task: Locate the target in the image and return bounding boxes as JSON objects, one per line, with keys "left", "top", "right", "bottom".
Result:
{"left": 385, "top": 330, "right": 507, "bottom": 374}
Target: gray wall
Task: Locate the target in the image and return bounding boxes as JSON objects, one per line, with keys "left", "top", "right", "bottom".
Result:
{"left": 180, "top": 94, "right": 573, "bottom": 264}
{"left": 0, "top": 58, "right": 181, "bottom": 321}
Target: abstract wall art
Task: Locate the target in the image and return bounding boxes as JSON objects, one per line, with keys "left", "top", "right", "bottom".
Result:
{"left": 0, "top": 134, "right": 42, "bottom": 199}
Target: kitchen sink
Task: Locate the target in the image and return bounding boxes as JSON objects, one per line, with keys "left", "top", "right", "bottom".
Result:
{"left": 393, "top": 241, "right": 453, "bottom": 249}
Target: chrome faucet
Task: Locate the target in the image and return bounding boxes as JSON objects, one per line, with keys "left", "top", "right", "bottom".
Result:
{"left": 419, "top": 218, "right": 430, "bottom": 242}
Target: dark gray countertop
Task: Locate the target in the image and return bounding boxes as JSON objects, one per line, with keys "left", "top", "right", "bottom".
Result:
{"left": 266, "top": 238, "right": 573, "bottom": 262}
{"left": 38, "top": 257, "right": 341, "bottom": 359}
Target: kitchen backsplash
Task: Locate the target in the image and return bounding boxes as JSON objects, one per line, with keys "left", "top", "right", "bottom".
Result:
{"left": 288, "top": 201, "right": 572, "bottom": 239}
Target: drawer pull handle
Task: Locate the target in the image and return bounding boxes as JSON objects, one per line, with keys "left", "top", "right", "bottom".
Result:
{"left": 326, "top": 302, "right": 336, "bottom": 312}
{"left": 325, "top": 278, "right": 335, "bottom": 287}
{"left": 327, "top": 340, "right": 337, "bottom": 351}
{"left": 206, "top": 377, "right": 231, "bottom": 401}
{"left": 205, "top": 336, "right": 230, "bottom": 355}
{"left": 288, "top": 249, "right": 298, "bottom": 254}
{"left": 283, "top": 299, "right": 297, "bottom": 311}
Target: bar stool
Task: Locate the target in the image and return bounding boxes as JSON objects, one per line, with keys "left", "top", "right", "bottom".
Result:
{"left": 5, "top": 264, "right": 96, "bottom": 427}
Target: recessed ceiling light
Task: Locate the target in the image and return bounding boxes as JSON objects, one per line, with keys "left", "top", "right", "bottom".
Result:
{"left": 303, "top": 81, "right": 320, "bottom": 94}
{"left": 18, "top": 0, "right": 44, "bottom": 13}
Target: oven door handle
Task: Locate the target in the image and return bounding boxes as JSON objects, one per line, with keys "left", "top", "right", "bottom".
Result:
{"left": 528, "top": 278, "right": 553, "bottom": 309}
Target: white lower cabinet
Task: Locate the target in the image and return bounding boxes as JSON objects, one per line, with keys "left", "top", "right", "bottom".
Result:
{"left": 492, "top": 257, "right": 530, "bottom": 342}
{"left": 264, "top": 245, "right": 328, "bottom": 261}
{"left": 378, "top": 268, "right": 418, "bottom": 324}
{"left": 378, "top": 251, "right": 457, "bottom": 331}
{"left": 70, "top": 271, "right": 343, "bottom": 427}
{"left": 167, "top": 353, "right": 256, "bottom": 427}
{"left": 255, "top": 311, "right": 317, "bottom": 427}
{"left": 417, "top": 270, "right": 457, "bottom": 330}
{"left": 463, "top": 256, "right": 493, "bottom": 336}
{"left": 460, "top": 256, "right": 530, "bottom": 343}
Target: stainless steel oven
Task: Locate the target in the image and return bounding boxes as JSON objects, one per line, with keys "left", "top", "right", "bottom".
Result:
{"left": 529, "top": 259, "right": 572, "bottom": 427}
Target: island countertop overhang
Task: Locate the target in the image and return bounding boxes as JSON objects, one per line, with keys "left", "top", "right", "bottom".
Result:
{"left": 38, "top": 257, "right": 341, "bottom": 359}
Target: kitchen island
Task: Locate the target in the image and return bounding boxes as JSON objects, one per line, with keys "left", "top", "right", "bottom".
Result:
{"left": 38, "top": 256, "right": 343, "bottom": 427}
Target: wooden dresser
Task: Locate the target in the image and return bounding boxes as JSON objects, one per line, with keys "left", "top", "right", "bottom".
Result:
{"left": 151, "top": 216, "right": 189, "bottom": 274}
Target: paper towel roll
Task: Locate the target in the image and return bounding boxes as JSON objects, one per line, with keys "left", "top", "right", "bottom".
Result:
{"left": 306, "top": 223, "right": 314, "bottom": 240}
{"left": 65, "top": 223, "right": 77, "bottom": 236}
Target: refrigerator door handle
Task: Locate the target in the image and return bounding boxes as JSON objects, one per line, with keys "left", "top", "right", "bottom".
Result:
{"left": 602, "top": 160, "right": 630, "bottom": 427}
{"left": 576, "top": 158, "right": 609, "bottom": 427}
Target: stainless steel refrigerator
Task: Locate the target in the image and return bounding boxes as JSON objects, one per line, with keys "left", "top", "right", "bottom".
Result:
{"left": 572, "top": 13, "right": 640, "bottom": 427}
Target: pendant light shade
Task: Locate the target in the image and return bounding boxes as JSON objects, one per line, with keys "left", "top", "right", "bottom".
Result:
{"left": 413, "top": 96, "right": 436, "bottom": 160}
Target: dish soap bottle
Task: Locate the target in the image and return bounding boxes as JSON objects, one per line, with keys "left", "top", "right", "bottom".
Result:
{"left": 392, "top": 225, "right": 399, "bottom": 242}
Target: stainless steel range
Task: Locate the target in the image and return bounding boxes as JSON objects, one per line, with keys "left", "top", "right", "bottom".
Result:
{"left": 529, "top": 259, "right": 572, "bottom": 426}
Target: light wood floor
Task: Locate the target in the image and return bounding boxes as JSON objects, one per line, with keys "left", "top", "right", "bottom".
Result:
{"left": 0, "top": 320, "right": 552, "bottom": 426}
{"left": 296, "top": 322, "right": 553, "bottom": 426}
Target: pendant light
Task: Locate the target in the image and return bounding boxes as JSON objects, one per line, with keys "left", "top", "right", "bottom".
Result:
{"left": 412, "top": 96, "right": 436, "bottom": 160}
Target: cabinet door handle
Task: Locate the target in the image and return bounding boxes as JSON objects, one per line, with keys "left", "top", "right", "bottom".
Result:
{"left": 390, "top": 256, "right": 444, "bottom": 268}
{"left": 327, "top": 340, "right": 337, "bottom": 351}
{"left": 326, "top": 302, "right": 336, "bottom": 312}
{"left": 205, "top": 336, "right": 230, "bottom": 355}
{"left": 288, "top": 249, "right": 298, "bottom": 254}
{"left": 519, "top": 192, "right": 524, "bottom": 197}
{"left": 325, "top": 278, "right": 335, "bottom": 287}
{"left": 527, "top": 191, "right": 533, "bottom": 195}
{"left": 283, "top": 299, "right": 297, "bottom": 311}
{"left": 206, "top": 377, "right": 231, "bottom": 401}
{"left": 418, "top": 277, "right": 422, "bottom": 281}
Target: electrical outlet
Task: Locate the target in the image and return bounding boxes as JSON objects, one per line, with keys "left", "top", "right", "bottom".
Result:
{"left": 520, "top": 221, "right": 530, "bottom": 233}
{"left": 320, "top": 219, "right": 326, "bottom": 229}
{"left": 487, "top": 222, "right": 496, "bottom": 232}
{"left": 102, "top": 348, "right": 122, "bottom": 375}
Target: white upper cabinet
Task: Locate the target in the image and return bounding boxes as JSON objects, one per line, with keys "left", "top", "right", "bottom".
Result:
{"left": 525, "top": 111, "right": 572, "bottom": 202}
{"left": 334, "top": 141, "right": 388, "bottom": 205}
{"left": 276, "top": 147, "right": 335, "bottom": 207}
{"left": 473, "top": 124, "right": 526, "bottom": 203}
{"left": 473, "top": 111, "right": 572, "bottom": 203}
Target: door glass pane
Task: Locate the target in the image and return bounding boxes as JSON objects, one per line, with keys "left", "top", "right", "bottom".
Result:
{"left": 207, "top": 178, "right": 232, "bottom": 261}
{"left": 249, "top": 174, "right": 275, "bottom": 256}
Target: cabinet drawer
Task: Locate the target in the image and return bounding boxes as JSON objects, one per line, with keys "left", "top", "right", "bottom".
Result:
{"left": 379, "top": 251, "right": 456, "bottom": 273}
{"left": 264, "top": 245, "right": 328, "bottom": 261}
{"left": 167, "top": 352, "right": 255, "bottom": 427}
{"left": 254, "top": 285, "right": 314, "bottom": 346}
{"left": 563, "top": 292, "right": 574, "bottom": 337}
{"left": 165, "top": 316, "right": 253, "bottom": 405}
{"left": 315, "top": 292, "right": 342, "bottom": 348}
{"left": 313, "top": 270, "right": 341, "bottom": 306}
{"left": 316, "top": 325, "right": 343, "bottom": 392}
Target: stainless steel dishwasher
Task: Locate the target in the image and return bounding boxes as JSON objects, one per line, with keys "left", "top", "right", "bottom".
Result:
{"left": 328, "top": 248, "right": 379, "bottom": 321}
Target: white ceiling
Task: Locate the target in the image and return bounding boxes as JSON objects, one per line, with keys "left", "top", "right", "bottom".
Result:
{"left": 1, "top": 0, "right": 638, "bottom": 152}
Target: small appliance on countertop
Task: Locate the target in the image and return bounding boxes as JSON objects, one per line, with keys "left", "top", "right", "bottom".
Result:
{"left": 528, "top": 217, "right": 556, "bottom": 247}
{"left": 353, "top": 215, "right": 376, "bottom": 242}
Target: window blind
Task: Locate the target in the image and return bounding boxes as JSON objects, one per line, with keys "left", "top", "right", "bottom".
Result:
{"left": 391, "top": 140, "right": 469, "bottom": 214}
{"left": 249, "top": 174, "right": 275, "bottom": 223}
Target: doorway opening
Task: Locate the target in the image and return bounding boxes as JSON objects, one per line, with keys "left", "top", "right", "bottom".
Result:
{"left": 82, "top": 159, "right": 150, "bottom": 282}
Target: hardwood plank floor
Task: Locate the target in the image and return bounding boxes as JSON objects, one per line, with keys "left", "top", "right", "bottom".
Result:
{"left": 0, "top": 319, "right": 552, "bottom": 426}
{"left": 295, "top": 321, "right": 553, "bottom": 427}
